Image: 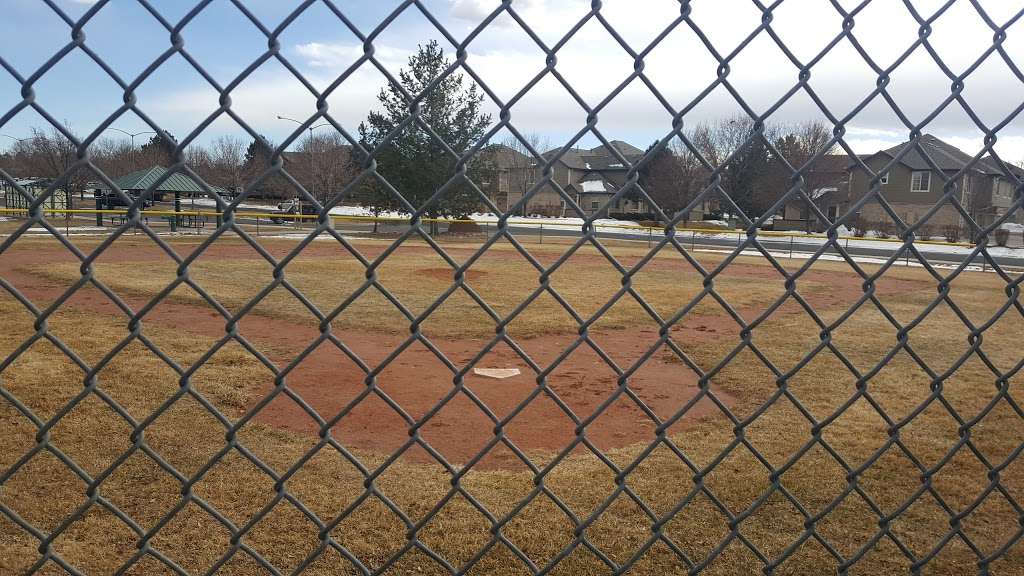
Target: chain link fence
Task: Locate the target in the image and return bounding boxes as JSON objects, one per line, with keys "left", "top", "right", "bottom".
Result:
{"left": 1, "top": 1, "right": 1023, "bottom": 574}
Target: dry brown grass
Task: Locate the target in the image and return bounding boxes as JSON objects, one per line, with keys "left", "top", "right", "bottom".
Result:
{"left": 1, "top": 234, "right": 1023, "bottom": 575}
{"left": 18, "top": 236, "right": 841, "bottom": 339}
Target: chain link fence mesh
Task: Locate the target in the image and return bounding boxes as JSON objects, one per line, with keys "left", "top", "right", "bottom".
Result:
{"left": 1, "top": 0, "right": 1023, "bottom": 574}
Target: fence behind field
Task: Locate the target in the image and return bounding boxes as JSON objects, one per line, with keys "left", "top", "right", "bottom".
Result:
{"left": 2, "top": 1, "right": 1024, "bottom": 575}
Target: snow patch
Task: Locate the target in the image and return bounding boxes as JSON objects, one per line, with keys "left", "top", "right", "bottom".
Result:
{"left": 188, "top": 197, "right": 271, "bottom": 211}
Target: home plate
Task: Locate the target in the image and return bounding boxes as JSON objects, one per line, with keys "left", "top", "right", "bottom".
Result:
{"left": 473, "top": 368, "right": 521, "bottom": 379}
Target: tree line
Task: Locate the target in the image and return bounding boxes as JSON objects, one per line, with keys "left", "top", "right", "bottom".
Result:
{"left": 637, "top": 118, "right": 838, "bottom": 220}
{"left": 1, "top": 39, "right": 838, "bottom": 222}
{"left": 0, "top": 126, "right": 352, "bottom": 204}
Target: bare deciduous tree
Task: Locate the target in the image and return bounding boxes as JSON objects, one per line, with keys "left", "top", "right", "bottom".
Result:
{"left": 296, "top": 131, "right": 352, "bottom": 205}
{"left": 207, "top": 135, "right": 246, "bottom": 194}
{"left": 496, "top": 133, "right": 549, "bottom": 215}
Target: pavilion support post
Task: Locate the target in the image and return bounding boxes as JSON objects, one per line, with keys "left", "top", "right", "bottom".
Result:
{"left": 94, "top": 192, "right": 103, "bottom": 226}
{"left": 172, "top": 191, "right": 180, "bottom": 232}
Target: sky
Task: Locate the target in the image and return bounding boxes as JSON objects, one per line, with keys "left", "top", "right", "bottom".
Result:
{"left": 1, "top": 0, "right": 1023, "bottom": 163}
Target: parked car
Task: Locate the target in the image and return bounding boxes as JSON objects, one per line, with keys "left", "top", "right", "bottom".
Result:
{"left": 96, "top": 192, "right": 153, "bottom": 209}
{"left": 269, "top": 199, "right": 319, "bottom": 223}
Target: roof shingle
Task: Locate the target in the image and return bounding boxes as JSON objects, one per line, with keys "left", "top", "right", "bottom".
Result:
{"left": 101, "top": 166, "right": 227, "bottom": 195}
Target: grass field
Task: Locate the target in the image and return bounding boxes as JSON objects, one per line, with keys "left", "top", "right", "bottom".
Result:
{"left": 1, "top": 232, "right": 1022, "bottom": 575}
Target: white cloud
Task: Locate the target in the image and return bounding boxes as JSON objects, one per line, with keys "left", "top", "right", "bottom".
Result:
{"left": 449, "top": 0, "right": 497, "bottom": 22}
{"left": 294, "top": 43, "right": 409, "bottom": 70}
{"left": 140, "top": 0, "right": 1024, "bottom": 159}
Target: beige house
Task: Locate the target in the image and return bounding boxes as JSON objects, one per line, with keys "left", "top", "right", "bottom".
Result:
{"left": 480, "top": 140, "right": 663, "bottom": 217}
{"left": 478, "top": 144, "right": 565, "bottom": 216}
{"left": 849, "top": 135, "right": 1021, "bottom": 230}
{"left": 542, "top": 141, "right": 650, "bottom": 217}
{"left": 774, "top": 154, "right": 851, "bottom": 232}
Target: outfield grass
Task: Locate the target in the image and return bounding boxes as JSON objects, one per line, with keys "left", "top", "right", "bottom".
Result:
{"left": 20, "top": 235, "right": 888, "bottom": 338}
{"left": 1, "top": 235, "right": 1022, "bottom": 574}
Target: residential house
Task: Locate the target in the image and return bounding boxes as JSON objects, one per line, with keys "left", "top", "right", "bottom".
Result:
{"left": 480, "top": 140, "right": 663, "bottom": 218}
{"left": 774, "top": 154, "right": 851, "bottom": 232}
{"left": 478, "top": 143, "right": 565, "bottom": 216}
{"left": 547, "top": 142, "right": 646, "bottom": 217}
{"left": 848, "top": 134, "right": 1022, "bottom": 230}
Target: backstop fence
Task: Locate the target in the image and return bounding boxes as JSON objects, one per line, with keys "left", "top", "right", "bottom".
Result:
{"left": 1, "top": 1, "right": 1023, "bottom": 574}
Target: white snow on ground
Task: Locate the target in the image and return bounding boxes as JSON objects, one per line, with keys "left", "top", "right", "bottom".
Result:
{"left": 196, "top": 202, "right": 1024, "bottom": 258}
{"left": 328, "top": 205, "right": 1023, "bottom": 259}
{"left": 703, "top": 247, "right": 997, "bottom": 273}
{"left": 326, "top": 206, "right": 643, "bottom": 229}
{"left": 187, "top": 198, "right": 271, "bottom": 211}
{"left": 696, "top": 220, "right": 732, "bottom": 229}
{"left": 328, "top": 205, "right": 407, "bottom": 219}
{"left": 24, "top": 226, "right": 109, "bottom": 232}
{"left": 690, "top": 229, "right": 1023, "bottom": 257}
{"left": 469, "top": 214, "right": 642, "bottom": 229}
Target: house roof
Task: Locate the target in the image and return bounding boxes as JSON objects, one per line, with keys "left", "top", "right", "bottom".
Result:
{"left": 101, "top": 166, "right": 228, "bottom": 195}
{"left": 480, "top": 143, "right": 533, "bottom": 165}
{"left": 808, "top": 154, "right": 850, "bottom": 174}
{"left": 578, "top": 154, "right": 637, "bottom": 170}
{"left": 542, "top": 141, "right": 643, "bottom": 170}
{"left": 12, "top": 178, "right": 50, "bottom": 187}
{"left": 603, "top": 140, "right": 644, "bottom": 156}
{"left": 861, "top": 134, "right": 1008, "bottom": 175}
{"left": 981, "top": 155, "right": 1024, "bottom": 178}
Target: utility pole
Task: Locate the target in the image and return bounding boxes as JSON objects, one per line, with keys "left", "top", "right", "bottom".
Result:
{"left": 276, "top": 115, "right": 331, "bottom": 203}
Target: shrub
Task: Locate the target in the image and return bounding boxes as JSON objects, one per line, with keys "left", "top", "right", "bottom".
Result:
{"left": 916, "top": 222, "right": 937, "bottom": 241}
{"left": 849, "top": 215, "right": 869, "bottom": 237}
{"left": 607, "top": 211, "right": 659, "bottom": 222}
{"left": 529, "top": 204, "right": 564, "bottom": 218}
{"left": 994, "top": 227, "right": 1009, "bottom": 247}
{"left": 874, "top": 220, "right": 896, "bottom": 239}
{"left": 943, "top": 224, "right": 961, "bottom": 243}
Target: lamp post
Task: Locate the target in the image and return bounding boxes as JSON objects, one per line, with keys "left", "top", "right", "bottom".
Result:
{"left": 105, "top": 128, "right": 156, "bottom": 172}
{"left": 105, "top": 128, "right": 157, "bottom": 226}
{"left": 276, "top": 115, "right": 331, "bottom": 203}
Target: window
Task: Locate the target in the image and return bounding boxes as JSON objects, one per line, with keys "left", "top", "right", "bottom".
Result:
{"left": 591, "top": 201, "right": 599, "bottom": 209}
{"left": 911, "top": 171, "right": 931, "bottom": 192}
{"left": 879, "top": 172, "right": 889, "bottom": 185}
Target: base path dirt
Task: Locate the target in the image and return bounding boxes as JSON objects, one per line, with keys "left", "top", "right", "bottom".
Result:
{"left": 0, "top": 238, "right": 920, "bottom": 469}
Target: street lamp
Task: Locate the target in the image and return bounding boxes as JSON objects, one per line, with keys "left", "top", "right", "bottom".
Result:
{"left": 2, "top": 134, "right": 29, "bottom": 145}
{"left": 277, "top": 115, "right": 332, "bottom": 202}
{"left": 105, "top": 127, "right": 156, "bottom": 172}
